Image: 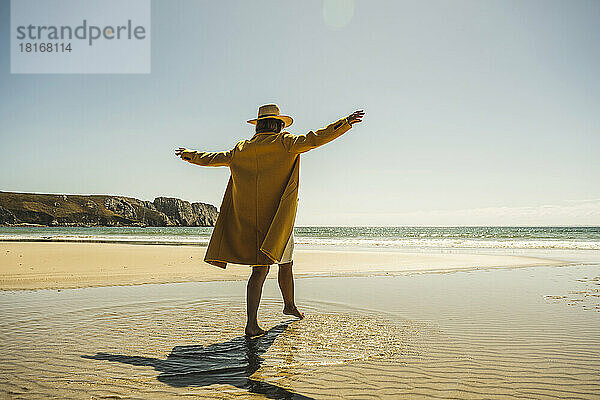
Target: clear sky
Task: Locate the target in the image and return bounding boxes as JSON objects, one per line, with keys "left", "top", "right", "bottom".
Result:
{"left": 1, "top": 0, "right": 599, "bottom": 226}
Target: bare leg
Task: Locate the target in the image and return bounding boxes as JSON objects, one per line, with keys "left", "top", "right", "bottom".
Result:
{"left": 246, "top": 265, "right": 270, "bottom": 336}
{"left": 278, "top": 261, "right": 304, "bottom": 319}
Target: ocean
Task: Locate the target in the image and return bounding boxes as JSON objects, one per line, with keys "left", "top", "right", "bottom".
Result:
{"left": 1, "top": 226, "right": 598, "bottom": 250}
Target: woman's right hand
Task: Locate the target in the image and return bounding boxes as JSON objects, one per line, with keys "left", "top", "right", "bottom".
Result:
{"left": 347, "top": 110, "right": 365, "bottom": 125}
{"left": 175, "top": 147, "right": 186, "bottom": 157}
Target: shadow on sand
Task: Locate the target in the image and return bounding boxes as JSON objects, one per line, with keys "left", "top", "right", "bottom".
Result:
{"left": 82, "top": 321, "right": 314, "bottom": 399}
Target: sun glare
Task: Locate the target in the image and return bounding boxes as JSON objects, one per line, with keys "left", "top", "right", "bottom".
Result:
{"left": 322, "top": 0, "right": 355, "bottom": 29}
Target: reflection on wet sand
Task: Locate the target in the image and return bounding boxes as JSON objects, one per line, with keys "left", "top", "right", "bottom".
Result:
{"left": 1, "top": 264, "right": 600, "bottom": 398}
{"left": 83, "top": 321, "right": 314, "bottom": 399}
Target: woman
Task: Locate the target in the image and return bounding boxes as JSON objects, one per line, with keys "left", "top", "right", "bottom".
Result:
{"left": 176, "top": 104, "right": 364, "bottom": 336}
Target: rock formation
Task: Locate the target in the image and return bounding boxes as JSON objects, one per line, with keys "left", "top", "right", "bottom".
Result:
{"left": 0, "top": 191, "right": 218, "bottom": 227}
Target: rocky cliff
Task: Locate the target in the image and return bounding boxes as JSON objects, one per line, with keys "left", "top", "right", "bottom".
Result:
{"left": 0, "top": 191, "right": 218, "bottom": 227}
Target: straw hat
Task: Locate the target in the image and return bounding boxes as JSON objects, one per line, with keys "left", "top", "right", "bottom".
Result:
{"left": 247, "top": 104, "right": 293, "bottom": 128}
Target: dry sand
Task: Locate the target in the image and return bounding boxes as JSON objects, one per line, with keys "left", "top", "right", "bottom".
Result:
{"left": 0, "top": 241, "right": 566, "bottom": 290}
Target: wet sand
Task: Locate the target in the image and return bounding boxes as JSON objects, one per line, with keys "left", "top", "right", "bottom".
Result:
{"left": 0, "top": 241, "right": 567, "bottom": 290}
{"left": 0, "top": 263, "right": 599, "bottom": 399}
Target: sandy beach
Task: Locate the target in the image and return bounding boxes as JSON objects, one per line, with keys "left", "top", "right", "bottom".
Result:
{"left": 0, "top": 241, "right": 568, "bottom": 290}
{"left": 1, "top": 240, "right": 599, "bottom": 398}
{"left": 1, "top": 260, "right": 599, "bottom": 399}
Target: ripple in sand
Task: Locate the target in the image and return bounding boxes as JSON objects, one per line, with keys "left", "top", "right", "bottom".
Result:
{"left": 544, "top": 275, "right": 600, "bottom": 312}
{"left": 0, "top": 296, "right": 427, "bottom": 399}
{"left": 262, "top": 311, "right": 424, "bottom": 368}
{"left": 2, "top": 269, "right": 600, "bottom": 399}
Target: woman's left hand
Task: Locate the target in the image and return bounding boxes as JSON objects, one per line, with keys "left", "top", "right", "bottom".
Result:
{"left": 347, "top": 110, "right": 365, "bottom": 125}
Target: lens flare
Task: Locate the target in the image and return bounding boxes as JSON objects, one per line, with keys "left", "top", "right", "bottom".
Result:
{"left": 322, "top": 0, "right": 355, "bottom": 29}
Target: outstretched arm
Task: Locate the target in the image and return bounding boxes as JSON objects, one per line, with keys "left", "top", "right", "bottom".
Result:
{"left": 281, "top": 110, "right": 365, "bottom": 154}
{"left": 175, "top": 147, "right": 233, "bottom": 167}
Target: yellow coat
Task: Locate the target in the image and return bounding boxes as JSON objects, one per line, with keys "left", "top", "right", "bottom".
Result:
{"left": 181, "top": 117, "right": 353, "bottom": 268}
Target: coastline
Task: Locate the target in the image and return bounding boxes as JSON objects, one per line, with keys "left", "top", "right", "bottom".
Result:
{"left": 0, "top": 240, "right": 570, "bottom": 291}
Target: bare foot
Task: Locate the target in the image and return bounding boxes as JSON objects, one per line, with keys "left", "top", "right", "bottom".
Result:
{"left": 283, "top": 305, "right": 305, "bottom": 319}
{"left": 245, "top": 325, "right": 266, "bottom": 337}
